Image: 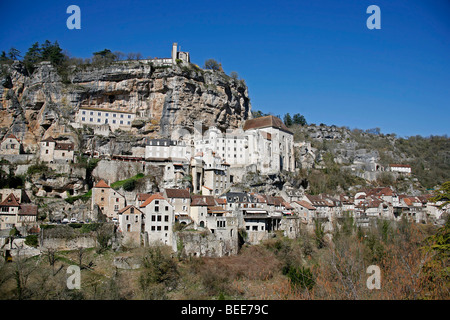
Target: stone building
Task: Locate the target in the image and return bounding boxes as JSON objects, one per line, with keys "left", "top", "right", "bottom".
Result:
{"left": 91, "top": 179, "right": 126, "bottom": 220}
{"left": 140, "top": 193, "right": 175, "bottom": 246}
{"left": 39, "top": 137, "right": 75, "bottom": 163}
{"left": 76, "top": 107, "right": 136, "bottom": 132}
{"left": 0, "top": 193, "right": 37, "bottom": 230}
{"left": 118, "top": 205, "right": 144, "bottom": 246}
{"left": 163, "top": 188, "right": 191, "bottom": 224}
{"left": 0, "top": 134, "right": 22, "bottom": 155}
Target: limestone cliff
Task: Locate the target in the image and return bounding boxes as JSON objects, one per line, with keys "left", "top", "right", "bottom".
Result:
{"left": 0, "top": 60, "right": 252, "bottom": 151}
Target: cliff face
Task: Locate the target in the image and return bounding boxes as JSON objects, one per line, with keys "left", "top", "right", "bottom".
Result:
{"left": 0, "top": 60, "right": 252, "bottom": 151}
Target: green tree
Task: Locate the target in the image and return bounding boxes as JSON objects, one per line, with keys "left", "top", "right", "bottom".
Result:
{"left": 204, "top": 59, "right": 222, "bottom": 71}
{"left": 293, "top": 113, "right": 307, "bottom": 126}
{"left": 429, "top": 181, "right": 450, "bottom": 209}
{"left": 41, "top": 40, "right": 65, "bottom": 65}
{"left": 8, "top": 47, "right": 21, "bottom": 60}
{"left": 23, "top": 42, "right": 42, "bottom": 73}
{"left": 284, "top": 113, "right": 293, "bottom": 127}
{"left": 92, "top": 49, "right": 117, "bottom": 65}
{"left": 252, "top": 110, "right": 267, "bottom": 118}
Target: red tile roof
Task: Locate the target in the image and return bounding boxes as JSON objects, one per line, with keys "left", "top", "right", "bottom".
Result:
{"left": 165, "top": 188, "right": 190, "bottom": 198}
{"left": 2, "top": 133, "right": 20, "bottom": 143}
{"left": 294, "top": 200, "right": 316, "bottom": 210}
{"left": 18, "top": 204, "right": 38, "bottom": 216}
{"left": 94, "top": 179, "right": 110, "bottom": 188}
{"left": 0, "top": 193, "right": 20, "bottom": 207}
{"left": 140, "top": 193, "right": 165, "bottom": 208}
{"left": 243, "top": 115, "right": 292, "bottom": 134}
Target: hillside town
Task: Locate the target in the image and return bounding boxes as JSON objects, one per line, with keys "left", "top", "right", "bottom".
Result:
{"left": 0, "top": 43, "right": 448, "bottom": 262}
{"left": 0, "top": 114, "right": 447, "bottom": 259}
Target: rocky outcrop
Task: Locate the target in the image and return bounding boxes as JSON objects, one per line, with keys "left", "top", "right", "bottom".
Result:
{"left": 0, "top": 60, "right": 252, "bottom": 152}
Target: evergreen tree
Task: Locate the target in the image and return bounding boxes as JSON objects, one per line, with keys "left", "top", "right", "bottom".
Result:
{"left": 8, "top": 47, "right": 21, "bottom": 60}
{"left": 284, "top": 113, "right": 293, "bottom": 127}
{"left": 293, "top": 113, "right": 307, "bottom": 126}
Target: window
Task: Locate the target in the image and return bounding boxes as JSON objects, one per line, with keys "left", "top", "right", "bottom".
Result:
{"left": 164, "top": 215, "right": 169, "bottom": 222}
{"left": 130, "top": 207, "right": 134, "bottom": 213}
{"left": 155, "top": 206, "right": 159, "bottom": 212}
{"left": 151, "top": 226, "right": 155, "bottom": 231}
{"left": 164, "top": 226, "right": 169, "bottom": 231}
{"left": 126, "top": 215, "right": 129, "bottom": 221}
{"left": 157, "top": 226, "right": 161, "bottom": 231}
{"left": 165, "top": 206, "right": 169, "bottom": 211}
{"left": 151, "top": 215, "right": 156, "bottom": 221}
{"left": 135, "top": 215, "right": 139, "bottom": 223}
{"left": 114, "top": 205, "right": 119, "bottom": 211}
{"left": 157, "top": 215, "right": 161, "bottom": 222}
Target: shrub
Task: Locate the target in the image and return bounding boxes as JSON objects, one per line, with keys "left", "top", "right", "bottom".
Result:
{"left": 25, "top": 235, "right": 38, "bottom": 247}
{"left": 122, "top": 179, "right": 136, "bottom": 191}
{"left": 283, "top": 265, "right": 316, "bottom": 291}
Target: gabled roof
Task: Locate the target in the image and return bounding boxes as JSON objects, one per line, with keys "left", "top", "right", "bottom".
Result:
{"left": 140, "top": 193, "right": 165, "bottom": 208}
{"left": 282, "top": 202, "right": 294, "bottom": 210}
{"left": 191, "top": 195, "right": 217, "bottom": 206}
{"left": 294, "top": 200, "right": 316, "bottom": 210}
{"left": 136, "top": 193, "right": 152, "bottom": 202}
{"left": 0, "top": 193, "right": 20, "bottom": 207}
{"left": 94, "top": 179, "right": 110, "bottom": 188}
{"left": 41, "top": 136, "right": 56, "bottom": 143}
{"left": 2, "top": 133, "right": 20, "bottom": 143}
{"left": 18, "top": 204, "right": 38, "bottom": 216}
{"left": 243, "top": 115, "right": 292, "bottom": 134}
{"left": 118, "top": 205, "right": 143, "bottom": 215}
{"left": 165, "top": 188, "right": 190, "bottom": 198}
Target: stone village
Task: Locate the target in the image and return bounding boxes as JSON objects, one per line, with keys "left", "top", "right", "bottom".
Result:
{"left": 0, "top": 44, "right": 448, "bottom": 260}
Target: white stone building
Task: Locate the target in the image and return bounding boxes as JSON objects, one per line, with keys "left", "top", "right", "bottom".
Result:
{"left": 76, "top": 107, "right": 136, "bottom": 132}
{"left": 140, "top": 193, "right": 175, "bottom": 246}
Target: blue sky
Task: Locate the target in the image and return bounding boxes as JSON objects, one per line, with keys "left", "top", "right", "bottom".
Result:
{"left": 1, "top": 0, "right": 449, "bottom": 137}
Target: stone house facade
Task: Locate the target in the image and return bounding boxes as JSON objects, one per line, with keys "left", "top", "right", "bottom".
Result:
{"left": 39, "top": 137, "right": 75, "bottom": 163}
{"left": 0, "top": 134, "right": 22, "bottom": 155}
{"left": 140, "top": 193, "right": 175, "bottom": 246}
{"left": 91, "top": 179, "right": 126, "bottom": 220}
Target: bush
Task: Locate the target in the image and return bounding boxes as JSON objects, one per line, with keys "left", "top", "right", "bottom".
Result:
{"left": 283, "top": 265, "right": 316, "bottom": 291}
{"left": 25, "top": 235, "right": 38, "bottom": 247}
{"left": 123, "top": 179, "right": 136, "bottom": 191}
{"left": 27, "top": 163, "right": 50, "bottom": 175}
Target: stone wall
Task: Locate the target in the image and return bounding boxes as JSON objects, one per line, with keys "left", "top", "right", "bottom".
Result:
{"left": 173, "top": 229, "right": 238, "bottom": 257}
{"left": 38, "top": 224, "right": 115, "bottom": 251}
